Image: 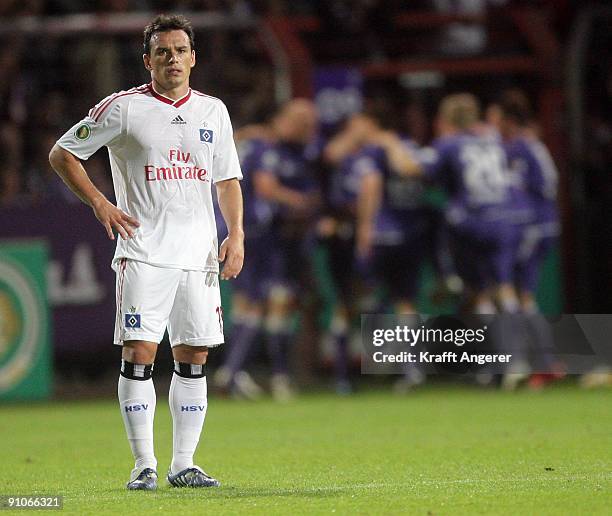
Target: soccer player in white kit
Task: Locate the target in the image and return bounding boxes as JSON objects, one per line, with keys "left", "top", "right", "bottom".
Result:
{"left": 49, "top": 14, "right": 244, "bottom": 490}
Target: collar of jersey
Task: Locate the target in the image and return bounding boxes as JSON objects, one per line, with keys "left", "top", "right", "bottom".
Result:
{"left": 148, "top": 83, "right": 191, "bottom": 108}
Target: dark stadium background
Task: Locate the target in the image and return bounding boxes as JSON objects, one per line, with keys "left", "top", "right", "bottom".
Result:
{"left": 0, "top": 0, "right": 610, "bottom": 399}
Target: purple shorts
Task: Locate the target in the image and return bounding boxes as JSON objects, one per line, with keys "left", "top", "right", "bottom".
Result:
{"left": 232, "top": 233, "right": 282, "bottom": 302}
{"left": 450, "top": 217, "right": 521, "bottom": 290}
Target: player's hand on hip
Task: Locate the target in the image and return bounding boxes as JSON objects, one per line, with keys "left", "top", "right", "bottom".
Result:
{"left": 218, "top": 232, "right": 244, "bottom": 280}
{"left": 92, "top": 196, "right": 140, "bottom": 241}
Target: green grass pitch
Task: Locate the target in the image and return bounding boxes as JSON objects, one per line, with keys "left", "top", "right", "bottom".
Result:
{"left": 1, "top": 385, "right": 610, "bottom": 515}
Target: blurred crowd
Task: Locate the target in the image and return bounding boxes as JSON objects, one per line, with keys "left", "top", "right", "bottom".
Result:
{"left": 0, "top": 0, "right": 573, "bottom": 18}
{"left": 211, "top": 89, "right": 570, "bottom": 400}
{"left": 0, "top": 0, "right": 585, "bottom": 209}
{"left": 0, "top": 24, "right": 275, "bottom": 208}
{"left": 0, "top": 1, "right": 469, "bottom": 17}
{"left": 0, "top": 0, "right": 255, "bottom": 17}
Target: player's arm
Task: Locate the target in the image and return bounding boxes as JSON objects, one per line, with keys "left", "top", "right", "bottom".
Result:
{"left": 324, "top": 130, "right": 361, "bottom": 165}
{"left": 355, "top": 170, "right": 383, "bottom": 260}
{"left": 324, "top": 115, "right": 372, "bottom": 165}
{"left": 234, "top": 124, "right": 273, "bottom": 144}
{"left": 253, "top": 170, "right": 313, "bottom": 212}
{"left": 48, "top": 145, "right": 139, "bottom": 240}
{"left": 215, "top": 178, "right": 245, "bottom": 280}
{"left": 374, "top": 131, "right": 422, "bottom": 177}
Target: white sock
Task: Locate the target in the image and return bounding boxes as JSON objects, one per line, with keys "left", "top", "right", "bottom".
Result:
{"left": 169, "top": 372, "right": 208, "bottom": 474}
{"left": 499, "top": 296, "right": 520, "bottom": 314}
{"left": 118, "top": 375, "right": 157, "bottom": 473}
{"left": 474, "top": 299, "right": 497, "bottom": 315}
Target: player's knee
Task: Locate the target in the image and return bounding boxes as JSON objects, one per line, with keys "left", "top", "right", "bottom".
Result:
{"left": 519, "top": 291, "right": 537, "bottom": 314}
{"left": 330, "top": 310, "right": 349, "bottom": 336}
{"left": 233, "top": 308, "right": 262, "bottom": 328}
{"left": 267, "top": 285, "right": 293, "bottom": 315}
{"left": 122, "top": 340, "right": 157, "bottom": 364}
{"left": 394, "top": 300, "right": 416, "bottom": 315}
{"left": 265, "top": 314, "right": 292, "bottom": 335}
{"left": 473, "top": 293, "right": 497, "bottom": 315}
{"left": 269, "top": 285, "right": 292, "bottom": 305}
{"left": 233, "top": 297, "right": 263, "bottom": 322}
{"left": 232, "top": 293, "right": 251, "bottom": 312}
{"left": 333, "top": 303, "right": 349, "bottom": 321}
{"left": 496, "top": 283, "right": 520, "bottom": 313}
{"left": 172, "top": 344, "right": 209, "bottom": 365}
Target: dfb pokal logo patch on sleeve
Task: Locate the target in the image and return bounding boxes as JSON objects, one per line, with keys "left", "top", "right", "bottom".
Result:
{"left": 199, "top": 129, "right": 214, "bottom": 143}
{"left": 125, "top": 313, "right": 141, "bottom": 329}
{"left": 75, "top": 123, "right": 91, "bottom": 141}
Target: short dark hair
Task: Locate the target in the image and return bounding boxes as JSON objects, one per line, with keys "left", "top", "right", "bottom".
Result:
{"left": 143, "top": 14, "right": 195, "bottom": 55}
{"left": 363, "top": 97, "right": 399, "bottom": 131}
{"left": 499, "top": 89, "right": 533, "bottom": 127}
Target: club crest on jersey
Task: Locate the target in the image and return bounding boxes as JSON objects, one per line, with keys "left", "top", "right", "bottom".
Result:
{"left": 125, "top": 313, "right": 141, "bottom": 329}
{"left": 200, "top": 129, "right": 214, "bottom": 143}
{"left": 75, "top": 123, "right": 91, "bottom": 140}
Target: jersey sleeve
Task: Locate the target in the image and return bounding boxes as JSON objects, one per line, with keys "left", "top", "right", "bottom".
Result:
{"left": 352, "top": 147, "right": 383, "bottom": 179}
{"left": 258, "top": 145, "right": 280, "bottom": 173}
{"left": 527, "top": 141, "right": 558, "bottom": 201}
{"left": 422, "top": 140, "right": 447, "bottom": 182}
{"left": 213, "top": 102, "right": 243, "bottom": 184}
{"left": 424, "top": 140, "right": 461, "bottom": 196}
{"left": 56, "top": 100, "right": 123, "bottom": 160}
{"left": 413, "top": 145, "right": 437, "bottom": 168}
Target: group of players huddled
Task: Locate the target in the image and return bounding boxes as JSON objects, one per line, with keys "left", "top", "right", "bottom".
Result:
{"left": 213, "top": 90, "right": 562, "bottom": 400}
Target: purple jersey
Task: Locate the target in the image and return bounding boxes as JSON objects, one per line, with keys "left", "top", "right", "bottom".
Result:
{"left": 425, "top": 132, "right": 512, "bottom": 222}
{"left": 504, "top": 136, "right": 559, "bottom": 225}
{"left": 425, "top": 132, "right": 522, "bottom": 289}
{"left": 271, "top": 141, "right": 319, "bottom": 212}
{"left": 235, "top": 138, "right": 277, "bottom": 234}
{"left": 329, "top": 152, "right": 367, "bottom": 212}
{"left": 355, "top": 143, "right": 428, "bottom": 245}
{"left": 229, "top": 138, "right": 283, "bottom": 299}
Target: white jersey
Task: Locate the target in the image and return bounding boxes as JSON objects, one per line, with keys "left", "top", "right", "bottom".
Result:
{"left": 57, "top": 83, "right": 242, "bottom": 272}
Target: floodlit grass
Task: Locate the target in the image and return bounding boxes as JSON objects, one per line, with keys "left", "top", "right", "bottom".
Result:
{"left": 1, "top": 385, "right": 610, "bottom": 514}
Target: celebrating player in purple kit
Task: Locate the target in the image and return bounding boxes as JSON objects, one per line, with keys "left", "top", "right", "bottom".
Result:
{"left": 498, "top": 91, "right": 564, "bottom": 387}
{"left": 320, "top": 113, "right": 382, "bottom": 393}
{"left": 350, "top": 111, "right": 431, "bottom": 390}
{"left": 398, "top": 94, "right": 522, "bottom": 314}
{"left": 354, "top": 124, "right": 430, "bottom": 315}
{"left": 499, "top": 92, "right": 560, "bottom": 313}
{"left": 212, "top": 124, "right": 275, "bottom": 399}
{"left": 49, "top": 15, "right": 244, "bottom": 490}
{"left": 214, "top": 100, "right": 319, "bottom": 401}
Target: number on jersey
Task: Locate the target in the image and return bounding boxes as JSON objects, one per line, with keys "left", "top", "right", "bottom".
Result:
{"left": 461, "top": 143, "right": 507, "bottom": 206}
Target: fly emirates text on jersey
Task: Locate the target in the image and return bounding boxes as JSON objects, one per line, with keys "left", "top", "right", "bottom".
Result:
{"left": 144, "top": 149, "right": 209, "bottom": 182}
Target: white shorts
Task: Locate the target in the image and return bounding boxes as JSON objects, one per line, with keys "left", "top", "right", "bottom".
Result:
{"left": 113, "top": 259, "right": 224, "bottom": 347}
